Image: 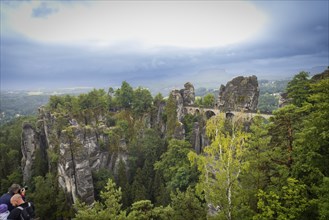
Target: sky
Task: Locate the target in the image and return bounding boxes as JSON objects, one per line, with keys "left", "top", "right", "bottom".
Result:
{"left": 1, "top": 0, "right": 328, "bottom": 93}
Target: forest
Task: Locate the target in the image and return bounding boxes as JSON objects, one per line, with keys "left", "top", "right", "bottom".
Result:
{"left": 0, "top": 69, "right": 328, "bottom": 220}
{"left": 0, "top": 79, "right": 288, "bottom": 126}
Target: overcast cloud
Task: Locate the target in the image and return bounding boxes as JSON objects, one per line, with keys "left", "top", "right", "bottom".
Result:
{"left": 0, "top": 1, "right": 328, "bottom": 93}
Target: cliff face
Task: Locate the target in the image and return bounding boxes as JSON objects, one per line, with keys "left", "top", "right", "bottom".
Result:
{"left": 21, "top": 107, "right": 127, "bottom": 205}
{"left": 217, "top": 75, "right": 259, "bottom": 111}
{"left": 181, "top": 82, "right": 195, "bottom": 106}
{"left": 21, "top": 123, "right": 38, "bottom": 184}
{"left": 21, "top": 77, "right": 260, "bottom": 205}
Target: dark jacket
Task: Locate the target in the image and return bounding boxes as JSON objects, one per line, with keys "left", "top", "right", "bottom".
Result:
{"left": 0, "top": 193, "right": 15, "bottom": 211}
{"left": 7, "top": 202, "right": 35, "bottom": 220}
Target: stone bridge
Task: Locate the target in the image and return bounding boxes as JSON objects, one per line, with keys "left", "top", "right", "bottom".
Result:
{"left": 183, "top": 106, "right": 272, "bottom": 120}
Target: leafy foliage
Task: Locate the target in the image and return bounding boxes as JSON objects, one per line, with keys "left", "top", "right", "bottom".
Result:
{"left": 29, "top": 173, "right": 73, "bottom": 220}
{"left": 0, "top": 116, "right": 36, "bottom": 193}
{"left": 74, "top": 179, "right": 126, "bottom": 220}
{"left": 170, "top": 187, "right": 206, "bottom": 220}
{"left": 164, "top": 93, "right": 177, "bottom": 138}
{"left": 2, "top": 70, "right": 329, "bottom": 220}
{"left": 286, "top": 71, "right": 310, "bottom": 107}
{"left": 189, "top": 114, "right": 250, "bottom": 220}
{"left": 254, "top": 178, "right": 309, "bottom": 220}
{"left": 155, "top": 139, "right": 198, "bottom": 192}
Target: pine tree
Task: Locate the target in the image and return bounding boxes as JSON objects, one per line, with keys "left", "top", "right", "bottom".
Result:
{"left": 74, "top": 179, "right": 126, "bottom": 220}
{"left": 116, "top": 159, "right": 130, "bottom": 208}
{"left": 241, "top": 115, "right": 272, "bottom": 214}
{"left": 131, "top": 168, "right": 147, "bottom": 202}
{"left": 170, "top": 187, "right": 206, "bottom": 220}
{"left": 286, "top": 71, "right": 310, "bottom": 107}
{"left": 254, "top": 178, "right": 309, "bottom": 220}
{"left": 155, "top": 139, "right": 198, "bottom": 192}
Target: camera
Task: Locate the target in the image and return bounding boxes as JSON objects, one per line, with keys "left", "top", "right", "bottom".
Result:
{"left": 20, "top": 186, "right": 28, "bottom": 194}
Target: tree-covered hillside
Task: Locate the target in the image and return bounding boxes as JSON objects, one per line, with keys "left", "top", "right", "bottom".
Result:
{"left": 0, "top": 88, "right": 92, "bottom": 125}
{"left": 0, "top": 69, "right": 328, "bottom": 220}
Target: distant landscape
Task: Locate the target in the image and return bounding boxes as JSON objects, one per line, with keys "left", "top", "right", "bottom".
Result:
{"left": 0, "top": 77, "right": 289, "bottom": 125}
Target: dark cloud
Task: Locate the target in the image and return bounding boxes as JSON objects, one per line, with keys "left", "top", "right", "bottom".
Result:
{"left": 1, "top": 1, "right": 328, "bottom": 92}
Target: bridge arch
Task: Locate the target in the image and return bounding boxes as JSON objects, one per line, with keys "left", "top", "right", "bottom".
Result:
{"left": 225, "top": 111, "right": 234, "bottom": 119}
{"left": 205, "top": 110, "right": 216, "bottom": 119}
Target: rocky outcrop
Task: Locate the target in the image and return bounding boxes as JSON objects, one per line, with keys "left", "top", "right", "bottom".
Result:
{"left": 171, "top": 82, "right": 196, "bottom": 121}
{"left": 181, "top": 82, "right": 195, "bottom": 106}
{"left": 190, "top": 122, "right": 209, "bottom": 154}
{"left": 171, "top": 90, "right": 184, "bottom": 121}
{"left": 21, "top": 107, "right": 128, "bottom": 205}
{"left": 20, "top": 77, "right": 262, "bottom": 207}
{"left": 58, "top": 126, "right": 95, "bottom": 204}
{"left": 173, "top": 121, "right": 185, "bottom": 140}
{"left": 21, "top": 123, "right": 38, "bottom": 184}
{"left": 278, "top": 92, "right": 290, "bottom": 108}
{"left": 217, "top": 75, "right": 259, "bottom": 111}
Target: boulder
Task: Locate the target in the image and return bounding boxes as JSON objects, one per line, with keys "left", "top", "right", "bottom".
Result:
{"left": 217, "top": 75, "right": 259, "bottom": 111}
{"left": 181, "top": 82, "right": 195, "bottom": 106}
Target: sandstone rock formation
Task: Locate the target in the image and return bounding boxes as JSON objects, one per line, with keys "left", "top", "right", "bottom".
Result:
{"left": 217, "top": 75, "right": 259, "bottom": 111}
{"left": 21, "top": 107, "right": 128, "bottom": 205}
{"left": 278, "top": 92, "right": 290, "bottom": 108}
{"left": 171, "top": 82, "right": 195, "bottom": 121}
{"left": 171, "top": 89, "right": 184, "bottom": 121}
{"left": 20, "top": 77, "right": 262, "bottom": 206}
{"left": 21, "top": 123, "right": 38, "bottom": 184}
{"left": 181, "top": 82, "right": 195, "bottom": 106}
{"left": 190, "top": 122, "right": 209, "bottom": 154}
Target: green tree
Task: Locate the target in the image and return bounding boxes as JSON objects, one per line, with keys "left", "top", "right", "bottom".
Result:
{"left": 127, "top": 200, "right": 173, "bottom": 220}
{"left": 92, "top": 168, "right": 113, "bottom": 200}
{"left": 155, "top": 139, "right": 198, "bottom": 192}
{"left": 132, "top": 87, "right": 153, "bottom": 115}
{"left": 318, "top": 177, "right": 329, "bottom": 220}
{"left": 77, "top": 89, "right": 108, "bottom": 125}
{"left": 170, "top": 187, "right": 206, "bottom": 220}
{"left": 241, "top": 115, "right": 272, "bottom": 214}
{"left": 164, "top": 93, "right": 177, "bottom": 138}
{"left": 293, "top": 77, "right": 329, "bottom": 184}
{"left": 116, "top": 159, "right": 130, "bottom": 208}
{"left": 267, "top": 104, "right": 299, "bottom": 188}
{"left": 127, "top": 200, "right": 153, "bottom": 220}
{"left": 203, "top": 93, "right": 215, "bottom": 107}
{"left": 153, "top": 170, "right": 170, "bottom": 206}
{"left": 182, "top": 114, "right": 201, "bottom": 142}
{"left": 131, "top": 168, "right": 147, "bottom": 202}
{"left": 286, "top": 71, "right": 310, "bottom": 107}
{"left": 30, "top": 173, "right": 72, "bottom": 220}
{"left": 254, "top": 178, "right": 309, "bottom": 220}
{"left": 189, "top": 114, "right": 250, "bottom": 220}
{"left": 74, "top": 178, "right": 126, "bottom": 220}
{"left": 153, "top": 93, "right": 164, "bottom": 106}
{"left": 0, "top": 117, "right": 34, "bottom": 193}
{"left": 258, "top": 93, "right": 279, "bottom": 113}
{"left": 116, "top": 81, "right": 134, "bottom": 109}
{"left": 291, "top": 76, "right": 329, "bottom": 218}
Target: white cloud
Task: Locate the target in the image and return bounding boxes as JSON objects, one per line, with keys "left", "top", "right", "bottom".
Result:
{"left": 2, "top": 1, "right": 268, "bottom": 48}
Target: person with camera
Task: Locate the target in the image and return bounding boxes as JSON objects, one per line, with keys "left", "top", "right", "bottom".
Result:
{"left": 0, "top": 184, "right": 25, "bottom": 212}
{"left": 7, "top": 194, "right": 34, "bottom": 220}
